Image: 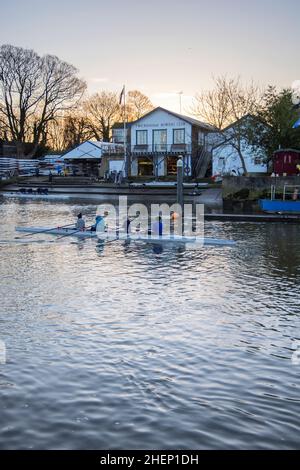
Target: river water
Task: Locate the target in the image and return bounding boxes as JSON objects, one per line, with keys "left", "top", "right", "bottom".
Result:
{"left": 0, "top": 198, "right": 300, "bottom": 450}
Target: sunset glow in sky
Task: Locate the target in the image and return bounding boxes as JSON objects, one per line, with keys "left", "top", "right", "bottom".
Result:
{"left": 0, "top": 0, "right": 299, "bottom": 113}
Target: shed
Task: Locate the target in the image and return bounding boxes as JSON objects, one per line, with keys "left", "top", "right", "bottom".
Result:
{"left": 273, "top": 149, "right": 300, "bottom": 176}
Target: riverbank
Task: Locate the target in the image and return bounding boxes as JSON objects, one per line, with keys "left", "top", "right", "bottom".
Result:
{"left": 3, "top": 175, "right": 300, "bottom": 220}
{"left": 222, "top": 175, "right": 300, "bottom": 201}
{"left": 0, "top": 176, "right": 222, "bottom": 206}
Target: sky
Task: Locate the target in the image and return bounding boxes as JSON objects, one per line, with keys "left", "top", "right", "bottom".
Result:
{"left": 0, "top": 0, "right": 299, "bottom": 114}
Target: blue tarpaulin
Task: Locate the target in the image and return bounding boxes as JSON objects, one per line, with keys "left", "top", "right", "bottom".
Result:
{"left": 293, "top": 118, "right": 300, "bottom": 129}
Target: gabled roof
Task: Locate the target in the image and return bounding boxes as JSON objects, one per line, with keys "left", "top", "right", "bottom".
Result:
{"left": 131, "top": 106, "right": 218, "bottom": 132}
{"left": 62, "top": 141, "right": 103, "bottom": 159}
{"left": 273, "top": 148, "right": 300, "bottom": 154}
{"left": 212, "top": 114, "right": 271, "bottom": 150}
{"left": 221, "top": 113, "right": 271, "bottom": 132}
{"left": 62, "top": 140, "right": 121, "bottom": 159}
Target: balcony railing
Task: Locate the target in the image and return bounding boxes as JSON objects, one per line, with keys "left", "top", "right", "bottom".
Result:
{"left": 101, "top": 144, "right": 125, "bottom": 155}
{"left": 101, "top": 143, "right": 208, "bottom": 158}
{"left": 131, "top": 143, "right": 192, "bottom": 155}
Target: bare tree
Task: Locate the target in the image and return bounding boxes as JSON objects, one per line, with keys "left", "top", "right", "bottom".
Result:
{"left": 193, "top": 76, "right": 262, "bottom": 175}
{"left": 0, "top": 44, "right": 86, "bottom": 157}
{"left": 45, "top": 103, "right": 94, "bottom": 152}
{"left": 0, "top": 121, "right": 9, "bottom": 141}
{"left": 84, "top": 91, "right": 122, "bottom": 141}
{"left": 126, "top": 90, "right": 154, "bottom": 121}
{"left": 44, "top": 116, "right": 66, "bottom": 152}
{"left": 62, "top": 114, "right": 93, "bottom": 149}
{"left": 193, "top": 77, "right": 232, "bottom": 129}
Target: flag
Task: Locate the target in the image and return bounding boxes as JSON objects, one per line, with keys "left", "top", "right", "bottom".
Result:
{"left": 119, "top": 85, "right": 125, "bottom": 105}
{"left": 293, "top": 118, "right": 300, "bottom": 129}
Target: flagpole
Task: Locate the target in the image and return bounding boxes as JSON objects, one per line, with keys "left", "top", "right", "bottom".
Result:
{"left": 123, "top": 85, "right": 127, "bottom": 179}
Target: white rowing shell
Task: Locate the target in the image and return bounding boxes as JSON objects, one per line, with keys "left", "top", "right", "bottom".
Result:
{"left": 15, "top": 227, "right": 236, "bottom": 246}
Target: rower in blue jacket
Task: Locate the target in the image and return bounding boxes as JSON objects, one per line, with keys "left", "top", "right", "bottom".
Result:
{"left": 151, "top": 215, "right": 163, "bottom": 236}
{"left": 91, "top": 211, "right": 109, "bottom": 232}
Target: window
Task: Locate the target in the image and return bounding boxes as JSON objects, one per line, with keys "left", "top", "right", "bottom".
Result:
{"left": 136, "top": 130, "right": 148, "bottom": 146}
{"left": 283, "top": 155, "right": 293, "bottom": 164}
{"left": 198, "top": 131, "right": 205, "bottom": 146}
{"left": 254, "top": 156, "right": 264, "bottom": 165}
{"left": 112, "top": 129, "right": 124, "bottom": 143}
{"left": 173, "top": 129, "right": 185, "bottom": 144}
{"left": 153, "top": 129, "right": 167, "bottom": 151}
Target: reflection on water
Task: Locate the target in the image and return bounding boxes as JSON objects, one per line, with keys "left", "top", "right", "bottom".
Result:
{"left": 0, "top": 199, "right": 300, "bottom": 449}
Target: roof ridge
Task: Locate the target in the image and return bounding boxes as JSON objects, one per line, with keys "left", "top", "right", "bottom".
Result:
{"left": 131, "top": 106, "right": 218, "bottom": 131}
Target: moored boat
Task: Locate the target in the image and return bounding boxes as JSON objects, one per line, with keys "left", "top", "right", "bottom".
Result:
{"left": 259, "top": 184, "right": 300, "bottom": 214}
{"left": 1, "top": 191, "right": 71, "bottom": 200}
{"left": 260, "top": 199, "right": 300, "bottom": 213}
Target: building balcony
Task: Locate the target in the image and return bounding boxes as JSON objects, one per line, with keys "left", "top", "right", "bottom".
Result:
{"left": 101, "top": 144, "right": 125, "bottom": 156}
{"left": 131, "top": 143, "right": 192, "bottom": 155}
{"left": 101, "top": 143, "right": 208, "bottom": 159}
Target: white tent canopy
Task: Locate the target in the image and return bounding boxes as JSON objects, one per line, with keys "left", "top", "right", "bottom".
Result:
{"left": 63, "top": 141, "right": 123, "bottom": 160}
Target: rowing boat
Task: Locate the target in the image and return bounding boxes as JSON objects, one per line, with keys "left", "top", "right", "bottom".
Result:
{"left": 15, "top": 226, "right": 236, "bottom": 247}
{"left": 2, "top": 192, "right": 71, "bottom": 200}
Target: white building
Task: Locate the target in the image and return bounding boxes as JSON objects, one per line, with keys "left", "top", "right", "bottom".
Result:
{"left": 129, "top": 107, "right": 216, "bottom": 178}
{"left": 212, "top": 116, "right": 268, "bottom": 176}
{"left": 112, "top": 123, "right": 131, "bottom": 144}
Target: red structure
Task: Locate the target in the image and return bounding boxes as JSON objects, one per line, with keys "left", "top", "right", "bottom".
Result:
{"left": 273, "top": 149, "right": 300, "bottom": 175}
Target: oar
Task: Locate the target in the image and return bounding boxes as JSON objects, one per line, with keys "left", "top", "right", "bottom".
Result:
{"left": 97, "top": 236, "right": 120, "bottom": 245}
{"left": 55, "top": 225, "right": 93, "bottom": 241}
{"left": 15, "top": 223, "right": 76, "bottom": 239}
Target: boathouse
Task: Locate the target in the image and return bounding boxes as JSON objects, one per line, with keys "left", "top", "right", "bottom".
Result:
{"left": 129, "top": 107, "right": 216, "bottom": 178}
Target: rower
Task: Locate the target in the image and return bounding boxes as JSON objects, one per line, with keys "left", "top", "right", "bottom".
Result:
{"left": 170, "top": 211, "right": 179, "bottom": 221}
{"left": 151, "top": 215, "right": 163, "bottom": 236}
{"left": 170, "top": 211, "right": 179, "bottom": 235}
{"left": 124, "top": 211, "right": 140, "bottom": 234}
{"left": 91, "top": 215, "right": 100, "bottom": 232}
{"left": 92, "top": 211, "right": 109, "bottom": 233}
{"left": 76, "top": 213, "right": 86, "bottom": 231}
